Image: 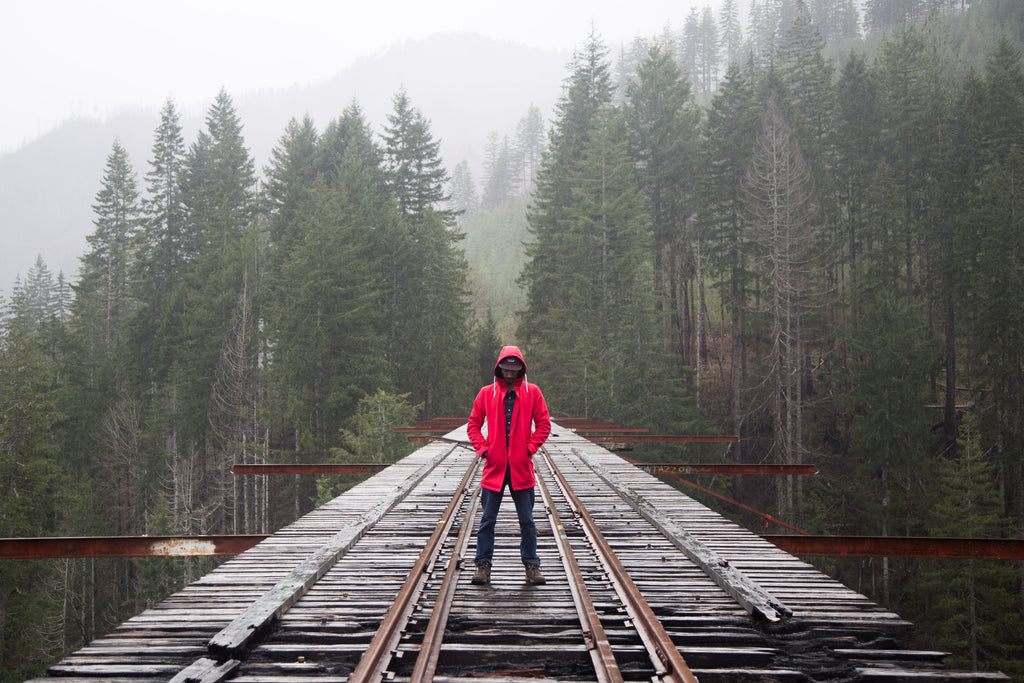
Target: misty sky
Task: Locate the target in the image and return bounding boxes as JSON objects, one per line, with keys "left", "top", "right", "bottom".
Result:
{"left": 2, "top": 0, "right": 722, "bottom": 154}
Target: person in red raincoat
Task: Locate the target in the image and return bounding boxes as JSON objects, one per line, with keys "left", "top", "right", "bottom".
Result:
{"left": 466, "top": 345, "right": 551, "bottom": 585}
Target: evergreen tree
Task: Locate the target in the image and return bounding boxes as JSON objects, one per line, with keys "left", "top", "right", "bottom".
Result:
{"left": 513, "top": 104, "right": 546, "bottom": 194}
{"left": 699, "top": 59, "right": 763, "bottom": 471}
{"left": 136, "top": 99, "right": 187, "bottom": 297}
{"left": 834, "top": 51, "right": 881, "bottom": 318}
{"left": 481, "top": 132, "right": 514, "bottom": 209}
{"left": 865, "top": 0, "right": 925, "bottom": 33}
{"left": 263, "top": 115, "right": 320, "bottom": 266}
{"left": 965, "top": 149, "right": 1024, "bottom": 579}
{"left": 624, "top": 44, "right": 703, "bottom": 375}
{"left": 748, "top": 0, "right": 782, "bottom": 60}
{"left": 779, "top": 1, "right": 836, "bottom": 170}
{"left": 382, "top": 88, "right": 453, "bottom": 221}
{"left": 473, "top": 311, "right": 503, "bottom": 385}
{"left": 316, "top": 102, "right": 394, "bottom": 239}
{"left": 680, "top": 8, "right": 703, "bottom": 89}
{"left": 1, "top": 272, "right": 73, "bottom": 677}
{"left": 696, "top": 7, "right": 722, "bottom": 94}
{"left": 840, "top": 164, "right": 936, "bottom": 600}
{"left": 448, "top": 160, "right": 478, "bottom": 223}
{"left": 130, "top": 98, "right": 188, "bottom": 387}
{"left": 977, "top": 36, "right": 1024, "bottom": 168}
{"left": 380, "top": 89, "right": 472, "bottom": 417}
{"left": 521, "top": 31, "right": 613, "bottom": 364}
{"left": 915, "top": 415, "right": 1024, "bottom": 677}
{"left": 720, "top": 0, "right": 746, "bottom": 67}
{"left": 79, "top": 140, "right": 142, "bottom": 346}
{"left": 522, "top": 90, "right": 656, "bottom": 422}
{"left": 267, "top": 178, "right": 384, "bottom": 463}
{"left": 319, "top": 390, "right": 419, "bottom": 503}
{"left": 177, "top": 89, "right": 258, "bottom": 530}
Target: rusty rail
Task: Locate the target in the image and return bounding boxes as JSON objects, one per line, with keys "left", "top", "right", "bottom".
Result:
{"left": 540, "top": 447, "right": 700, "bottom": 683}
{"left": 409, "top": 483, "right": 482, "bottom": 683}
{"left": 536, "top": 464, "right": 624, "bottom": 683}
{"left": 349, "top": 455, "right": 482, "bottom": 683}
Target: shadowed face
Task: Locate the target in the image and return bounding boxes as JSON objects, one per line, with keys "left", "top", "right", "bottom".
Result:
{"left": 498, "top": 357, "right": 523, "bottom": 383}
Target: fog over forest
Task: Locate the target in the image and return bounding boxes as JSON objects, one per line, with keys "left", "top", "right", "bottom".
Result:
{"left": 0, "top": 32, "right": 569, "bottom": 294}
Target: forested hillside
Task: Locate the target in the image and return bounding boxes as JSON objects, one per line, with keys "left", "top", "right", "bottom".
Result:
{"left": 3, "top": 0, "right": 1024, "bottom": 680}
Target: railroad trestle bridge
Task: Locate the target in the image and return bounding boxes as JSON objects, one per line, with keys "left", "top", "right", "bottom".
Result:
{"left": 23, "top": 422, "right": 1011, "bottom": 683}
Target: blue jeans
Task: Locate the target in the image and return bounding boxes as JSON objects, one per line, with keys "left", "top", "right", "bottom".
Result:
{"left": 473, "top": 471, "right": 539, "bottom": 566}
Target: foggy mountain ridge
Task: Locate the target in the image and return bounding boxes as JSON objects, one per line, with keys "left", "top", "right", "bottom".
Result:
{"left": 0, "top": 32, "right": 570, "bottom": 296}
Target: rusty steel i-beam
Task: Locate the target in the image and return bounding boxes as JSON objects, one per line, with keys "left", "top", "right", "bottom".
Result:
{"left": 233, "top": 463, "right": 390, "bottom": 475}
{"left": 591, "top": 435, "right": 739, "bottom": 443}
{"left": 765, "top": 535, "right": 1024, "bottom": 560}
{"left": 634, "top": 463, "right": 817, "bottom": 475}
{"left": 0, "top": 535, "right": 268, "bottom": 559}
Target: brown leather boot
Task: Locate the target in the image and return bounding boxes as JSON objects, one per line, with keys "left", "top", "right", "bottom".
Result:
{"left": 470, "top": 561, "right": 491, "bottom": 585}
{"left": 525, "top": 562, "right": 546, "bottom": 585}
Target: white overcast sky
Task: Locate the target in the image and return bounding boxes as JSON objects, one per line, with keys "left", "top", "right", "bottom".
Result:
{"left": 1, "top": 0, "right": 719, "bottom": 153}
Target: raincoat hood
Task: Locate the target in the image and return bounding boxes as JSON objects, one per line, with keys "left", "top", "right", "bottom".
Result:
{"left": 493, "top": 345, "right": 527, "bottom": 379}
{"left": 493, "top": 345, "right": 529, "bottom": 395}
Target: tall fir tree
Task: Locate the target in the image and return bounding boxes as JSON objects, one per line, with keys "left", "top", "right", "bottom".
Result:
{"left": 513, "top": 104, "right": 546, "bottom": 194}
{"left": 914, "top": 415, "right": 1024, "bottom": 677}
{"left": 130, "top": 98, "right": 188, "bottom": 387}
{"left": 177, "top": 89, "right": 258, "bottom": 531}
{"left": 263, "top": 115, "right": 320, "bottom": 270}
{"left": 380, "top": 89, "right": 471, "bottom": 417}
{"left": 258, "top": 175, "right": 386, "bottom": 530}
{"left": 699, "top": 59, "right": 763, "bottom": 475}
{"left": 521, "top": 30, "right": 614, "bottom": 366}
{"left": 79, "top": 140, "right": 142, "bottom": 348}
{"left": 624, "top": 44, "right": 703, "bottom": 376}
{"left": 834, "top": 51, "right": 881, "bottom": 320}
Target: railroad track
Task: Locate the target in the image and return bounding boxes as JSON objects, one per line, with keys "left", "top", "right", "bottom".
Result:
{"left": 31, "top": 425, "right": 1008, "bottom": 683}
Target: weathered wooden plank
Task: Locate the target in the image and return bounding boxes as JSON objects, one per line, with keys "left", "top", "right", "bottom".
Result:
{"left": 207, "top": 446, "right": 456, "bottom": 657}
{"left": 167, "top": 657, "right": 240, "bottom": 683}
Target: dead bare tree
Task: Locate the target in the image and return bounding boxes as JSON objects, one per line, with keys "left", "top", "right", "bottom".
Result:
{"left": 210, "top": 273, "right": 264, "bottom": 534}
{"left": 743, "top": 92, "right": 830, "bottom": 521}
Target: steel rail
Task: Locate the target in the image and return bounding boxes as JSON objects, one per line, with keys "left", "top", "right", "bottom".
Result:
{"left": 409, "top": 484, "right": 482, "bottom": 683}
{"left": 170, "top": 444, "right": 465, "bottom": 683}
{"left": 540, "top": 447, "right": 700, "bottom": 683}
{"left": 573, "top": 447, "right": 791, "bottom": 622}
{"left": 535, "top": 461, "right": 625, "bottom": 683}
{"left": 348, "top": 454, "right": 482, "bottom": 683}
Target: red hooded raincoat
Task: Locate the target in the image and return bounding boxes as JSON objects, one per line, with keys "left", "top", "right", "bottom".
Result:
{"left": 467, "top": 346, "right": 551, "bottom": 492}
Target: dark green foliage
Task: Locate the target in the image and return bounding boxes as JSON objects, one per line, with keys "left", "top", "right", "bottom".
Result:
{"left": 1, "top": 268, "right": 77, "bottom": 681}
{"left": 380, "top": 89, "right": 473, "bottom": 418}
{"left": 912, "top": 416, "right": 1024, "bottom": 676}
{"left": 472, "top": 312, "right": 503, "bottom": 386}
{"left": 267, "top": 178, "right": 384, "bottom": 459}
